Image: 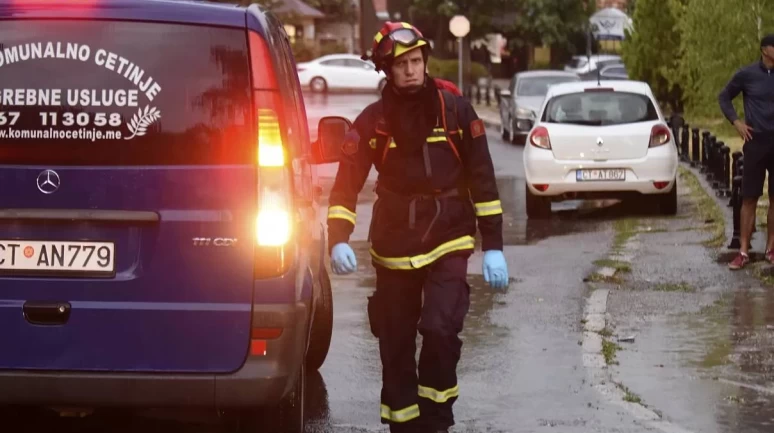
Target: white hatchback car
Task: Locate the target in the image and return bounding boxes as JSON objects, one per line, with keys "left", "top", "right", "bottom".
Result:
{"left": 522, "top": 80, "right": 678, "bottom": 219}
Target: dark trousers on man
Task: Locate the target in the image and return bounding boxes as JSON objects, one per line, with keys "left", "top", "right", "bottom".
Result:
{"left": 368, "top": 253, "right": 471, "bottom": 432}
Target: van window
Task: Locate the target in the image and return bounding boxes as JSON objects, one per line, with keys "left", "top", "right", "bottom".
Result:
{"left": 0, "top": 20, "right": 253, "bottom": 165}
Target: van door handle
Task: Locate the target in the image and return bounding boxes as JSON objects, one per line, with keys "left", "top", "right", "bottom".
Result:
{"left": 23, "top": 301, "right": 71, "bottom": 326}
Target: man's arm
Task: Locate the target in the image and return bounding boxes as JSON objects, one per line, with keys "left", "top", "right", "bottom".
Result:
{"left": 718, "top": 68, "right": 745, "bottom": 124}
{"left": 456, "top": 97, "right": 503, "bottom": 252}
{"left": 326, "top": 113, "right": 374, "bottom": 252}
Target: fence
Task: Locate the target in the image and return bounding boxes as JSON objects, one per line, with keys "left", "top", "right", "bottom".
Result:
{"left": 667, "top": 116, "right": 744, "bottom": 249}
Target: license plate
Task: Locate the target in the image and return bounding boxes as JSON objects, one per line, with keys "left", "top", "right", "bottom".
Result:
{"left": 576, "top": 169, "right": 626, "bottom": 181}
{"left": 0, "top": 240, "right": 115, "bottom": 276}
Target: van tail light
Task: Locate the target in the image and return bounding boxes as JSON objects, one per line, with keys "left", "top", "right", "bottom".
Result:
{"left": 649, "top": 124, "right": 671, "bottom": 147}
{"left": 250, "top": 31, "right": 295, "bottom": 279}
{"left": 530, "top": 126, "right": 551, "bottom": 149}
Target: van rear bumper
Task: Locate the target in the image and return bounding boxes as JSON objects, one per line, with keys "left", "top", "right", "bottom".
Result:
{"left": 0, "top": 302, "right": 308, "bottom": 408}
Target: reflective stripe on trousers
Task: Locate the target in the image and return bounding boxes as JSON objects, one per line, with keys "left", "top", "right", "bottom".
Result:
{"left": 418, "top": 384, "right": 460, "bottom": 404}
{"left": 370, "top": 235, "right": 475, "bottom": 270}
{"left": 380, "top": 403, "right": 420, "bottom": 423}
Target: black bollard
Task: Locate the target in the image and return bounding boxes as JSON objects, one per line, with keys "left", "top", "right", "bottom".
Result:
{"left": 728, "top": 173, "right": 742, "bottom": 249}
{"left": 681, "top": 124, "right": 690, "bottom": 161}
{"left": 494, "top": 85, "right": 501, "bottom": 105}
{"left": 476, "top": 86, "right": 482, "bottom": 104}
{"left": 701, "top": 131, "right": 711, "bottom": 173}
{"left": 485, "top": 86, "right": 491, "bottom": 106}
{"left": 729, "top": 151, "right": 742, "bottom": 206}
{"left": 719, "top": 144, "right": 731, "bottom": 196}
{"left": 691, "top": 128, "right": 701, "bottom": 166}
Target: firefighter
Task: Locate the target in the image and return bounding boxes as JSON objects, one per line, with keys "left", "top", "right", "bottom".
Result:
{"left": 326, "top": 21, "right": 509, "bottom": 433}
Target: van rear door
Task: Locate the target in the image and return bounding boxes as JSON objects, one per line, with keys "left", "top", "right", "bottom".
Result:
{"left": 0, "top": 19, "right": 258, "bottom": 373}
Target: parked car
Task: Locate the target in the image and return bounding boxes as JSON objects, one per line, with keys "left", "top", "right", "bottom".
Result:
{"left": 522, "top": 80, "right": 678, "bottom": 219}
{"left": 0, "top": 1, "right": 333, "bottom": 432}
{"left": 578, "top": 58, "right": 626, "bottom": 80}
{"left": 297, "top": 53, "right": 387, "bottom": 93}
{"left": 499, "top": 70, "right": 581, "bottom": 144}
{"left": 564, "top": 54, "right": 621, "bottom": 75}
{"left": 598, "top": 63, "right": 629, "bottom": 80}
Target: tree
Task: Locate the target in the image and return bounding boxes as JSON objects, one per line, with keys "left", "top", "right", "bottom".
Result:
{"left": 621, "top": 0, "right": 684, "bottom": 112}
{"left": 306, "top": 0, "right": 356, "bottom": 23}
{"left": 676, "top": 0, "right": 774, "bottom": 117}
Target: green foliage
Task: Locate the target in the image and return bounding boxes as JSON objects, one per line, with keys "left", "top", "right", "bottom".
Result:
{"left": 427, "top": 57, "right": 488, "bottom": 82}
{"left": 625, "top": 0, "right": 774, "bottom": 118}
{"left": 305, "top": 0, "right": 356, "bottom": 23}
{"left": 677, "top": 0, "right": 774, "bottom": 117}
{"left": 621, "top": 0, "right": 684, "bottom": 112}
{"left": 291, "top": 40, "right": 349, "bottom": 63}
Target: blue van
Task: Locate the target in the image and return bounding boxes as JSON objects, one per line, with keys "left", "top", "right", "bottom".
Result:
{"left": 0, "top": 0, "right": 333, "bottom": 431}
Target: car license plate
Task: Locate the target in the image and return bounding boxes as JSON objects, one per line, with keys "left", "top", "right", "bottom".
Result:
{"left": 0, "top": 240, "right": 115, "bottom": 276}
{"left": 576, "top": 169, "right": 626, "bottom": 181}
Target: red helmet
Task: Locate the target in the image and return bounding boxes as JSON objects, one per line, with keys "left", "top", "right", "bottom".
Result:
{"left": 362, "top": 21, "right": 430, "bottom": 72}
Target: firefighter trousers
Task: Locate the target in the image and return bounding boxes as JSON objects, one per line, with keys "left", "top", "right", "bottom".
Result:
{"left": 369, "top": 253, "right": 471, "bottom": 432}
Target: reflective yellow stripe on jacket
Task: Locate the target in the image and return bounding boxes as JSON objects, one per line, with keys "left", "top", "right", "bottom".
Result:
{"left": 418, "top": 384, "right": 460, "bottom": 403}
{"left": 370, "top": 235, "right": 475, "bottom": 270}
{"left": 380, "top": 403, "right": 420, "bottom": 423}
{"left": 426, "top": 127, "right": 463, "bottom": 143}
{"left": 369, "top": 138, "right": 396, "bottom": 149}
{"left": 327, "top": 205, "right": 356, "bottom": 225}
{"left": 474, "top": 200, "right": 503, "bottom": 217}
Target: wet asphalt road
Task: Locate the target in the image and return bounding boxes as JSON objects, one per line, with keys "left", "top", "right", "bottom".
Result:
{"left": 7, "top": 93, "right": 772, "bottom": 432}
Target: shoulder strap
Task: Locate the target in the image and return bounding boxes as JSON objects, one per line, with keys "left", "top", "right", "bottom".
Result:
{"left": 437, "top": 89, "right": 461, "bottom": 162}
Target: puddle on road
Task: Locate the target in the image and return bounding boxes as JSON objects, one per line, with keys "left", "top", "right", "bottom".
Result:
{"left": 666, "top": 288, "right": 774, "bottom": 431}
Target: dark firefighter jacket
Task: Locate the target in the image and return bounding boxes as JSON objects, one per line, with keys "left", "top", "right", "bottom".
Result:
{"left": 326, "top": 78, "right": 503, "bottom": 270}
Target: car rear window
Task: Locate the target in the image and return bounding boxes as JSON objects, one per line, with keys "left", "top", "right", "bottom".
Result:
{"left": 517, "top": 77, "right": 579, "bottom": 97}
{"left": 0, "top": 20, "right": 253, "bottom": 165}
{"left": 542, "top": 91, "right": 659, "bottom": 126}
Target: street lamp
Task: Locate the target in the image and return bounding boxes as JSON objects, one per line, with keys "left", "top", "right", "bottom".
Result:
{"left": 449, "top": 15, "right": 470, "bottom": 92}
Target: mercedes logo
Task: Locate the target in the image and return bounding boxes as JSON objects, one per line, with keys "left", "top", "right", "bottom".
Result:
{"left": 596, "top": 137, "right": 604, "bottom": 147}
{"left": 36, "top": 169, "right": 60, "bottom": 194}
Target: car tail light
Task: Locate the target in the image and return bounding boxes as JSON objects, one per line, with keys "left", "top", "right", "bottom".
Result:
{"left": 530, "top": 126, "right": 551, "bottom": 149}
{"left": 249, "top": 31, "right": 295, "bottom": 279}
{"left": 649, "top": 124, "right": 671, "bottom": 147}
{"left": 653, "top": 181, "right": 670, "bottom": 190}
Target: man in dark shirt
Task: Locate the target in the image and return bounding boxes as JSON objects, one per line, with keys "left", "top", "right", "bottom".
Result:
{"left": 719, "top": 34, "right": 774, "bottom": 269}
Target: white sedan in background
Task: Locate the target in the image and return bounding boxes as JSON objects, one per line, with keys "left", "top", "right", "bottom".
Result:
{"left": 297, "top": 54, "right": 387, "bottom": 93}
{"left": 522, "top": 80, "right": 678, "bottom": 219}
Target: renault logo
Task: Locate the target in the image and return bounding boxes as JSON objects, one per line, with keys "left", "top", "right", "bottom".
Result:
{"left": 36, "top": 169, "right": 60, "bottom": 194}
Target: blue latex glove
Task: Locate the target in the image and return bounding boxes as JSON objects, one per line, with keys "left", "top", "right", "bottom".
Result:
{"left": 483, "top": 250, "right": 509, "bottom": 290}
{"left": 331, "top": 243, "right": 357, "bottom": 275}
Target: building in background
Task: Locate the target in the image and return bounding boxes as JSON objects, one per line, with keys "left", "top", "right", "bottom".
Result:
{"left": 275, "top": 0, "right": 325, "bottom": 44}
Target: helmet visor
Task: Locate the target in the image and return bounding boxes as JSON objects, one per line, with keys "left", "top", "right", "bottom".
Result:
{"left": 375, "top": 28, "right": 425, "bottom": 59}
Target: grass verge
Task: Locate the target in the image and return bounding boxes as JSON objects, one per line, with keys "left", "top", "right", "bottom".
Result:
{"left": 679, "top": 167, "right": 725, "bottom": 247}
{"left": 653, "top": 282, "right": 697, "bottom": 293}
{"left": 617, "top": 383, "right": 643, "bottom": 404}
{"left": 612, "top": 218, "right": 641, "bottom": 251}
{"left": 592, "top": 259, "right": 632, "bottom": 273}
{"left": 602, "top": 339, "right": 621, "bottom": 365}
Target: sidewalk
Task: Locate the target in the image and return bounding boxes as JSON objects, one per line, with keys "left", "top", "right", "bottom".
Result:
{"left": 583, "top": 163, "right": 774, "bottom": 432}
{"left": 472, "top": 102, "right": 501, "bottom": 129}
